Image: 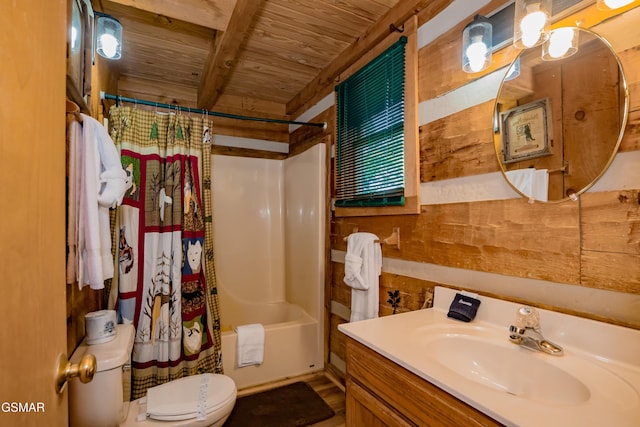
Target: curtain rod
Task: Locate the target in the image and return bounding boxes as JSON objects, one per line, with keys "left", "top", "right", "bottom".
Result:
{"left": 100, "top": 92, "right": 327, "bottom": 129}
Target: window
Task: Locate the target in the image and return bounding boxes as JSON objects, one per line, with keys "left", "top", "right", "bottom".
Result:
{"left": 335, "top": 37, "right": 407, "bottom": 208}
{"left": 334, "top": 28, "right": 419, "bottom": 217}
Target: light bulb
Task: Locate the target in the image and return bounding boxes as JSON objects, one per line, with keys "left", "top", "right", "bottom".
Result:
{"left": 542, "top": 27, "right": 578, "bottom": 61}
{"left": 466, "top": 38, "right": 488, "bottom": 72}
{"left": 71, "top": 26, "right": 78, "bottom": 51}
{"left": 96, "top": 14, "right": 123, "bottom": 59}
{"left": 99, "top": 33, "right": 119, "bottom": 58}
{"left": 462, "top": 15, "right": 492, "bottom": 73}
{"left": 603, "top": 0, "right": 634, "bottom": 8}
{"left": 547, "top": 28, "right": 573, "bottom": 58}
{"left": 520, "top": 10, "right": 546, "bottom": 48}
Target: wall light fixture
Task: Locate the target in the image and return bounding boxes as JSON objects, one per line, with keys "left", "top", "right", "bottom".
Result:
{"left": 597, "top": 0, "right": 634, "bottom": 9}
{"left": 95, "top": 12, "right": 122, "bottom": 60}
{"left": 513, "top": 0, "right": 551, "bottom": 49}
{"left": 462, "top": 15, "right": 493, "bottom": 73}
{"left": 542, "top": 27, "right": 579, "bottom": 60}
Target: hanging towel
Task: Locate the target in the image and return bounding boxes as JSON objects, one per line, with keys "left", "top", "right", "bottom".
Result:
{"left": 73, "top": 114, "right": 127, "bottom": 290}
{"left": 66, "top": 120, "right": 82, "bottom": 285}
{"left": 344, "top": 232, "right": 382, "bottom": 322}
{"left": 235, "top": 324, "right": 265, "bottom": 367}
{"left": 505, "top": 168, "right": 549, "bottom": 201}
{"left": 532, "top": 169, "right": 549, "bottom": 202}
{"left": 505, "top": 168, "right": 535, "bottom": 197}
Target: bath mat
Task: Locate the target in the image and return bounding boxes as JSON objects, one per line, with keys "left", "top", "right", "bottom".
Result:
{"left": 224, "top": 381, "right": 335, "bottom": 427}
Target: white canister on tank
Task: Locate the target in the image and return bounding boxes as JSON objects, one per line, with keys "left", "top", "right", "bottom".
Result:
{"left": 85, "top": 309, "right": 117, "bottom": 345}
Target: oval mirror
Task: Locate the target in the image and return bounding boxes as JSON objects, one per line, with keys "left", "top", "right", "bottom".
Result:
{"left": 494, "top": 27, "right": 628, "bottom": 203}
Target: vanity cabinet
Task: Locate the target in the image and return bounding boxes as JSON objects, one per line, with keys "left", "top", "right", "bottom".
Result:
{"left": 345, "top": 337, "right": 503, "bottom": 426}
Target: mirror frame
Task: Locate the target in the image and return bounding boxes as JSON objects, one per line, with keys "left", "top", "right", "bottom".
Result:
{"left": 494, "top": 27, "right": 630, "bottom": 203}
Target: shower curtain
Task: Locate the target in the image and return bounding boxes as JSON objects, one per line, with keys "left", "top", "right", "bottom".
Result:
{"left": 108, "top": 105, "right": 222, "bottom": 399}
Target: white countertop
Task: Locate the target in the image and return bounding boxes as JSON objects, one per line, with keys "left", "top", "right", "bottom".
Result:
{"left": 338, "top": 286, "right": 640, "bottom": 427}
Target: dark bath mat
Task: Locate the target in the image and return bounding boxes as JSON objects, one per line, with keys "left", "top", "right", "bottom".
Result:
{"left": 224, "top": 381, "right": 335, "bottom": 427}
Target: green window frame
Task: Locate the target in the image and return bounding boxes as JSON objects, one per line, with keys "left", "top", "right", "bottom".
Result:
{"left": 335, "top": 36, "right": 407, "bottom": 208}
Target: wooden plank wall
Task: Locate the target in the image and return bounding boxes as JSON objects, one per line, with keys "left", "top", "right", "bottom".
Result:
{"left": 325, "top": 1, "right": 640, "bottom": 381}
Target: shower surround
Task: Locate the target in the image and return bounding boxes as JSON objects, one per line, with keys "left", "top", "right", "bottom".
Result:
{"left": 212, "top": 144, "right": 326, "bottom": 389}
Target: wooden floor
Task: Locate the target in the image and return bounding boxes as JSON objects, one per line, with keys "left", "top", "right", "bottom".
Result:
{"left": 236, "top": 371, "right": 346, "bottom": 426}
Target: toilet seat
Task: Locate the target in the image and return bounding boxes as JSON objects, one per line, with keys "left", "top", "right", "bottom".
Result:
{"left": 145, "top": 374, "right": 236, "bottom": 422}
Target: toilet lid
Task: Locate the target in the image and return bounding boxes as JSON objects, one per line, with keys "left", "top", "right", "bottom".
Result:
{"left": 146, "top": 374, "right": 236, "bottom": 421}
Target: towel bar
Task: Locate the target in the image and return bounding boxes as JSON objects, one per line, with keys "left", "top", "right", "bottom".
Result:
{"left": 343, "top": 227, "right": 401, "bottom": 250}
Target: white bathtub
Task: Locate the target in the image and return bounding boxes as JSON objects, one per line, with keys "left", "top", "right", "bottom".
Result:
{"left": 212, "top": 146, "right": 326, "bottom": 390}
{"left": 220, "top": 299, "right": 321, "bottom": 390}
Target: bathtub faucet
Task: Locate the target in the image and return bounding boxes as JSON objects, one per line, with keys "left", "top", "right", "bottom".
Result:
{"left": 508, "top": 307, "right": 563, "bottom": 356}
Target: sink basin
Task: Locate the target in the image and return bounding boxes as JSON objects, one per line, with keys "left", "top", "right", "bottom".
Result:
{"left": 426, "top": 335, "right": 590, "bottom": 405}
{"left": 340, "top": 286, "right": 640, "bottom": 426}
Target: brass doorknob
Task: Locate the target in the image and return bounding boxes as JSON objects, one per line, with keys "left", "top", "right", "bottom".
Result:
{"left": 55, "top": 352, "right": 97, "bottom": 394}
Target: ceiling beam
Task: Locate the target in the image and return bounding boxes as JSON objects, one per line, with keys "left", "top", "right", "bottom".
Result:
{"left": 105, "top": 0, "right": 236, "bottom": 30}
{"left": 197, "top": 0, "right": 263, "bottom": 109}
{"left": 286, "top": 0, "right": 455, "bottom": 116}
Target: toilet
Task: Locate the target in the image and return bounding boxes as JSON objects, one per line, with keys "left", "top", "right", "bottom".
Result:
{"left": 69, "top": 324, "right": 237, "bottom": 427}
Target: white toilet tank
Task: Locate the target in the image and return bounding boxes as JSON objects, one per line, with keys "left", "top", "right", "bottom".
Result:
{"left": 69, "top": 324, "right": 135, "bottom": 427}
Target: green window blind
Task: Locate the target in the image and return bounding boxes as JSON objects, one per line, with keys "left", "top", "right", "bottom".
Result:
{"left": 335, "top": 36, "right": 407, "bottom": 208}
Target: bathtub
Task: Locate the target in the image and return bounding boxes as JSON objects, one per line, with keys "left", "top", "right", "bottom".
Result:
{"left": 220, "top": 299, "right": 322, "bottom": 390}
{"left": 212, "top": 147, "right": 326, "bottom": 390}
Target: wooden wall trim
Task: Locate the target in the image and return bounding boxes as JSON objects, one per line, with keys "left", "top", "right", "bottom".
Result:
{"left": 211, "top": 145, "right": 287, "bottom": 160}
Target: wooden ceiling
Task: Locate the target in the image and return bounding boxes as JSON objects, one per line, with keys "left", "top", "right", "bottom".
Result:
{"left": 96, "top": 0, "right": 403, "bottom": 116}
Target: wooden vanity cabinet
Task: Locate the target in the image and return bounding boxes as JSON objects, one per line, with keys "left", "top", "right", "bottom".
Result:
{"left": 345, "top": 337, "right": 504, "bottom": 426}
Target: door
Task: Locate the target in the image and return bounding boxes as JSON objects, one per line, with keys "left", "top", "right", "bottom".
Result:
{"left": 0, "top": 1, "right": 69, "bottom": 426}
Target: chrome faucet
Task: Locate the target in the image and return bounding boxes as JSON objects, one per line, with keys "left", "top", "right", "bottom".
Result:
{"left": 508, "top": 307, "right": 563, "bottom": 356}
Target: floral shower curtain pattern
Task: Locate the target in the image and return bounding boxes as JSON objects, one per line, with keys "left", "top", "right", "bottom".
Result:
{"left": 109, "top": 105, "right": 222, "bottom": 399}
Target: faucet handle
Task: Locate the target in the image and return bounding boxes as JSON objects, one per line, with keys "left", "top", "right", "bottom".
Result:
{"left": 509, "top": 324, "right": 525, "bottom": 335}
{"left": 509, "top": 324, "right": 525, "bottom": 341}
{"left": 515, "top": 306, "right": 540, "bottom": 329}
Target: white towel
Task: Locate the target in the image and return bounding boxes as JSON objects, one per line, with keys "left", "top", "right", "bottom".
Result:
{"left": 505, "top": 168, "right": 549, "bottom": 201}
{"left": 505, "top": 168, "right": 535, "bottom": 197}
{"left": 66, "top": 120, "right": 82, "bottom": 285}
{"left": 344, "top": 232, "right": 382, "bottom": 322}
{"left": 76, "top": 114, "right": 104, "bottom": 289}
{"left": 235, "top": 324, "right": 265, "bottom": 367}
{"left": 532, "top": 169, "right": 549, "bottom": 202}
{"left": 74, "top": 114, "right": 127, "bottom": 290}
